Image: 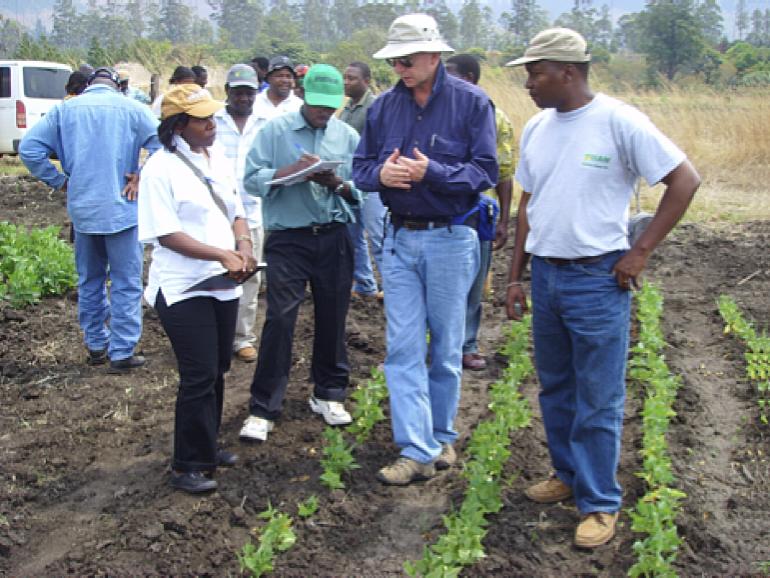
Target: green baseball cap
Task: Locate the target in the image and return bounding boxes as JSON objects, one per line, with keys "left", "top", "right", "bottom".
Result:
{"left": 302, "top": 64, "right": 344, "bottom": 109}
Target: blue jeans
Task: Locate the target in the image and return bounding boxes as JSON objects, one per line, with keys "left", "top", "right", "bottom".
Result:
{"left": 531, "top": 252, "right": 631, "bottom": 514}
{"left": 463, "top": 239, "right": 493, "bottom": 354}
{"left": 74, "top": 226, "right": 143, "bottom": 361}
{"left": 382, "top": 223, "right": 479, "bottom": 463}
{"left": 362, "top": 192, "right": 386, "bottom": 276}
{"left": 348, "top": 192, "right": 386, "bottom": 294}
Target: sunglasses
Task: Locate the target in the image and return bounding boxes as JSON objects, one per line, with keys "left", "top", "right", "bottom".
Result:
{"left": 386, "top": 56, "right": 415, "bottom": 68}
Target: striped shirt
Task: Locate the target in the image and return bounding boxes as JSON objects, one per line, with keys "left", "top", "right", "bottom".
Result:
{"left": 214, "top": 108, "right": 263, "bottom": 227}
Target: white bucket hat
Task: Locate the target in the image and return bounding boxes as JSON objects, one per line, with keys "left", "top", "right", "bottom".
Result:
{"left": 373, "top": 14, "right": 454, "bottom": 59}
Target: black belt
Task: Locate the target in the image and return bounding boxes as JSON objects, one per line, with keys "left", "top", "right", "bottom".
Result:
{"left": 395, "top": 217, "right": 450, "bottom": 230}
{"left": 293, "top": 222, "right": 345, "bottom": 235}
{"left": 541, "top": 253, "right": 609, "bottom": 266}
{"left": 391, "top": 213, "right": 478, "bottom": 231}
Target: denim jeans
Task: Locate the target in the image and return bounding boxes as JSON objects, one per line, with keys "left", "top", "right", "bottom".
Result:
{"left": 530, "top": 252, "right": 631, "bottom": 514}
{"left": 382, "top": 223, "right": 479, "bottom": 463}
{"left": 362, "top": 192, "right": 386, "bottom": 276}
{"left": 347, "top": 192, "right": 386, "bottom": 294}
{"left": 74, "top": 226, "right": 143, "bottom": 361}
{"left": 463, "top": 239, "right": 493, "bottom": 354}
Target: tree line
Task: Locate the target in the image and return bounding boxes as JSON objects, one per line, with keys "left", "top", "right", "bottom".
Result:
{"left": 0, "top": 0, "right": 769, "bottom": 86}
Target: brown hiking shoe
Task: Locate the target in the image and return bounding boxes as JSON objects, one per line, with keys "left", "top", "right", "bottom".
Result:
{"left": 235, "top": 346, "right": 257, "bottom": 362}
{"left": 377, "top": 457, "right": 435, "bottom": 486}
{"left": 435, "top": 444, "right": 456, "bottom": 470}
{"left": 524, "top": 475, "right": 573, "bottom": 503}
{"left": 575, "top": 511, "right": 619, "bottom": 548}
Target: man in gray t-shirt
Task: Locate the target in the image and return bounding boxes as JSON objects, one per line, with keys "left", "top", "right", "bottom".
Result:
{"left": 504, "top": 28, "right": 700, "bottom": 549}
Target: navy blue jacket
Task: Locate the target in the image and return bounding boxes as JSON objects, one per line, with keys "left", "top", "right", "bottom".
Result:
{"left": 352, "top": 63, "right": 498, "bottom": 219}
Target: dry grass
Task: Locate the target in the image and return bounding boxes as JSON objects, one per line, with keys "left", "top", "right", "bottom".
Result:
{"left": 482, "top": 66, "right": 770, "bottom": 224}
{"left": 0, "top": 156, "right": 29, "bottom": 176}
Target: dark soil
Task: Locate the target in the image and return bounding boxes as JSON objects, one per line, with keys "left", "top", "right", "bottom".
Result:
{"left": 1, "top": 178, "right": 768, "bottom": 577}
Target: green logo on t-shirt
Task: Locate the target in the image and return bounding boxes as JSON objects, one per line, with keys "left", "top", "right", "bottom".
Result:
{"left": 582, "top": 153, "right": 611, "bottom": 169}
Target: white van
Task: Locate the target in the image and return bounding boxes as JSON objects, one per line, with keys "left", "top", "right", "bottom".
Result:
{"left": 0, "top": 60, "right": 72, "bottom": 155}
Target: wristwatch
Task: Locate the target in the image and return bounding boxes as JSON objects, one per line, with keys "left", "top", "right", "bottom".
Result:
{"left": 333, "top": 181, "right": 348, "bottom": 195}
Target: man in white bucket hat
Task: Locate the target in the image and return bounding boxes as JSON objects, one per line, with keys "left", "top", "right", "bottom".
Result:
{"left": 353, "top": 13, "right": 498, "bottom": 486}
{"left": 504, "top": 27, "right": 700, "bottom": 548}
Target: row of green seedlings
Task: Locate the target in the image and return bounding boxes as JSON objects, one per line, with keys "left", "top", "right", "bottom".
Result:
{"left": 238, "top": 369, "right": 389, "bottom": 576}
{"left": 0, "top": 222, "right": 77, "bottom": 308}
{"left": 320, "top": 366, "right": 389, "bottom": 489}
{"left": 627, "top": 283, "right": 686, "bottom": 578}
{"left": 405, "top": 317, "right": 533, "bottom": 577}
{"left": 237, "top": 496, "right": 318, "bottom": 577}
{"left": 717, "top": 295, "right": 770, "bottom": 425}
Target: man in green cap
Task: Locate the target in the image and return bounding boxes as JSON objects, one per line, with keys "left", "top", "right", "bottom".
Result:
{"left": 239, "top": 64, "right": 363, "bottom": 442}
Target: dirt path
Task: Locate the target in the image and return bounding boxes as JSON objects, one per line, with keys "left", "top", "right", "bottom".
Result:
{"left": 656, "top": 225, "right": 770, "bottom": 575}
{"left": 1, "top": 179, "right": 769, "bottom": 576}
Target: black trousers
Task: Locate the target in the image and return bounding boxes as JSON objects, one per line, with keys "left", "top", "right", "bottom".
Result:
{"left": 249, "top": 224, "right": 353, "bottom": 420}
{"left": 156, "top": 291, "right": 238, "bottom": 472}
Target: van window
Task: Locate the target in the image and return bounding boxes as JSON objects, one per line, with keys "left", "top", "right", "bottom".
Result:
{"left": 23, "top": 67, "right": 69, "bottom": 99}
{"left": 0, "top": 68, "right": 10, "bottom": 98}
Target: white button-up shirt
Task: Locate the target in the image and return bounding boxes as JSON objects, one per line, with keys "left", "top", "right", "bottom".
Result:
{"left": 214, "top": 108, "right": 264, "bottom": 227}
{"left": 138, "top": 137, "right": 245, "bottom": 307}
{"left": 252, "top": 90, "right": 303, "bottom": 130}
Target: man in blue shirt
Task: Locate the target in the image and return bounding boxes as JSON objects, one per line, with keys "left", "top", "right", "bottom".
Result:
{"left": 239, "top": 64, "right": 363, "bottom": 443}
{"left": 19, "top": 67, "right": 160, "bottom": 373}
{"left": 353, "top": 14, "right": 498, "bottom": 485}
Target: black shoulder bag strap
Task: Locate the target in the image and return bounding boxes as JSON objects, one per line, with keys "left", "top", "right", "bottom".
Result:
{"left": 173, "top": 150, "right": 230, "bottom": 221}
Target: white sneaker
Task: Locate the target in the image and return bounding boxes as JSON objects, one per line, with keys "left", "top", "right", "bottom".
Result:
{"left": 309, "top": 396, "right": 352, "bottom": 426}
{"left": 239, "top": 416, "right": 274, "bottom": 442}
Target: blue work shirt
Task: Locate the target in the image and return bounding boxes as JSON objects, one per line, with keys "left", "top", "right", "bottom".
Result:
{"left": 19, "top": 84, "right": 160, "bottom": 234}
{"left": 352, "top": 62, "right": 498, "bottom": 219}
{"left": 244, "top": 110, "right": 363, "bottom": 231}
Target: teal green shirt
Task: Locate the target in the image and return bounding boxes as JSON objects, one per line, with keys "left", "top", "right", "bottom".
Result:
{"left": 244, "top": 110, "right": 362, "bottom": 231}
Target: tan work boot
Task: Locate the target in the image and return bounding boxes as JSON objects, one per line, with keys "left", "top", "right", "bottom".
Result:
{"left": 235, "top": 346, "right": 257, "bottom": 362}
{"left": 575, "top": 511, "right": 619, "bottom": 548}
{"left": 524, "top": 475, "right": 573, "bottom": 503}
{"left": 435, "top": 443, "right": 457, "bottom": 470}
{"left": 377, "top": 457, "right": 435, "bottom": 486}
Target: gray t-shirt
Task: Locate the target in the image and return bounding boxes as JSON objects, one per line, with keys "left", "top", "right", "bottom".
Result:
{"left": 516, "top": 93, "right": 685, "bottom": 258}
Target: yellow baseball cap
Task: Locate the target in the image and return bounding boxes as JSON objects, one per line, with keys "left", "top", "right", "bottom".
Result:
{"left": 160, "top": 83, "right": 223, "bottom": 120}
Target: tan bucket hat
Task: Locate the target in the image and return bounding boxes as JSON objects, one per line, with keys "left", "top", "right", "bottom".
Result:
{"left": 505, "top": 27, "right": 591, "bottom": 67}
{"left": 373, "top": 13, "right": 454, "bottom": 59}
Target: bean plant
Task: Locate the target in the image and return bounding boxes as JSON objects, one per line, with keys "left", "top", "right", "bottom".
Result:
{"left": 718, "top": 295, "right": 770, "bottom": 425}
{"left": 405, "top": 317, "right": 533, "bottom": 577}
{"left": 0, "top": 222, "right": 77, "bottom": 308}
{"left": 238, "top": 503, "right": 296, "bottom": 578}
{"left": 628, "top": 283, "right": 686, "bottom": 578}
{"left": 319, "top": 367, "right": 388, "bottom": 490}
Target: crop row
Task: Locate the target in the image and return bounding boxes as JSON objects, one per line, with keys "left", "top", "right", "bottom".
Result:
{"left": 320, "top": 367, "right": 389, "bottom": 489}
{"left": 718, "top": 295, "right": 770, "bottom": 425}
{"left": 627, "top": 283, "right": 686, "bottom": 578}
{"left": 405, "top": 317, "right": 533, "bottom": 577}
{"left": 238, "top": 369, "right": 388, "bottom": 577}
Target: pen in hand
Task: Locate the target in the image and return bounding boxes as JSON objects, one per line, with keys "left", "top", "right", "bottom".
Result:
{"left": 294, "top": 142, "right": 311, "bottom": 158}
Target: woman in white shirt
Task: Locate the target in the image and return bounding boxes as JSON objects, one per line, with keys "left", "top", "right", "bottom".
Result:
{"left": 138, "top": 84, "right": 257, "bottom": 494}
